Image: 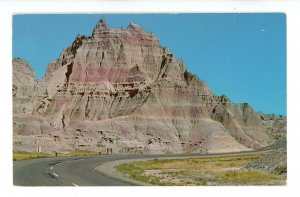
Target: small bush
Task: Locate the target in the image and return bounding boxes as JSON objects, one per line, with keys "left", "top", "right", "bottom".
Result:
{"left": 272, "top": 164, "right": 287, "bottom": 175}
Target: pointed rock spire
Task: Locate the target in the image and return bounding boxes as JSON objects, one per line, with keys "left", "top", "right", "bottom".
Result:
{"left": 92, "top": 18, "right": 110, "bottom": 38}
{"left": 96, "top": 18, "right": 109, "bottom": 29}
{"left": 127, "top": 22, "right": 142, "bottom": 30}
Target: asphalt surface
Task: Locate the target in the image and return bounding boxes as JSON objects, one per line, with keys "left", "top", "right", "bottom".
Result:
{"left": 13, "top": 151, "right": 264, "bottom": 186}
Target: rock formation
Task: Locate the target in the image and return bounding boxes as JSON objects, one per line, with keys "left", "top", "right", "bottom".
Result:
{"left": 13, "top": 58, "right": 38, "bottom": 114}
{"left": 13, "top": 19, "right": 286, "bottom": 154}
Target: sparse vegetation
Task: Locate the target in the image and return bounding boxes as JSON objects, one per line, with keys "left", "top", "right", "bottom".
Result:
{"left": 272, "top": 163, "right": 287, "bottom": 175}
{"left": 215, "top": 170, "right": 281, "bottom": 185}
{"left": 116, "top": 153, "right": 286, "bottom": 186}
{"left": 13, "top": 150, "right": 100, "bottom": 161}
{"left": 13, "top": 151, "right": 53, "bottom": 161}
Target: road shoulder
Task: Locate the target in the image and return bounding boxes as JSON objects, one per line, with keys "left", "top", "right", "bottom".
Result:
{"left": 95, "top": 158, "right": 153, "bottom": 186}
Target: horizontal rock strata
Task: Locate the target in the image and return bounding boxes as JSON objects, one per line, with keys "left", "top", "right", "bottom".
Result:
{"left": 13, "top": 19, "right": 286, "bottom": 154}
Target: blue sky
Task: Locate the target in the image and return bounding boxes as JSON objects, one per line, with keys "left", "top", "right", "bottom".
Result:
{"left": 13, "top": 14, "right": 286, "bottom": 116}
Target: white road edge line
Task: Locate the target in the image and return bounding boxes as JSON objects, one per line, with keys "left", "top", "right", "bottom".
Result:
{"left": 52, "top": 173, "right": 59, "bottom": 178}
{"left": 72, "top": 183, "right": 79, "bottom": 186}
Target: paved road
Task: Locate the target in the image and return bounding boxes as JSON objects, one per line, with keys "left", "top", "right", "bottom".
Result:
{"left": 13, "top": 151, "right": 264, "bottom": 186}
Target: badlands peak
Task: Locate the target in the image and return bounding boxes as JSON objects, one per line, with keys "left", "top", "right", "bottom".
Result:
{"left": 13, "top": 19, "right": 286, "bottom": 154}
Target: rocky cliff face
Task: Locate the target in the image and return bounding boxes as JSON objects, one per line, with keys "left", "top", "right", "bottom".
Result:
{"left": 13, "top": 19, "right": 286, "bottom": 154}
{"left": 13, "top": 58, "right": 37, "bottom": 114}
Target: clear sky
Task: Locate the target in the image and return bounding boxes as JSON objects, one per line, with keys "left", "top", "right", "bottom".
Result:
{"left": 13, "top": 14, "right": 286, "bottom": 116}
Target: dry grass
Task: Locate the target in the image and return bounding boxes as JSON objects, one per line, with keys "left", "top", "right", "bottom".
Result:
{"left": 13, "top": 151, "right": 54, "bottom": 161}
{"left": 116, "top": 154, "right": 286, "bottom": 186}
{"left": 215, "top": 170, "right": 281, "bottom": 185}
{"left": 13, "top": 150, "right": 100, "bottom": 161}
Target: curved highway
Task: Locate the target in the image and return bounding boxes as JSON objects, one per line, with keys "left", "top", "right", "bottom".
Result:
{"left": 13, "top": 151, "right": 265, "bottom": 186}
